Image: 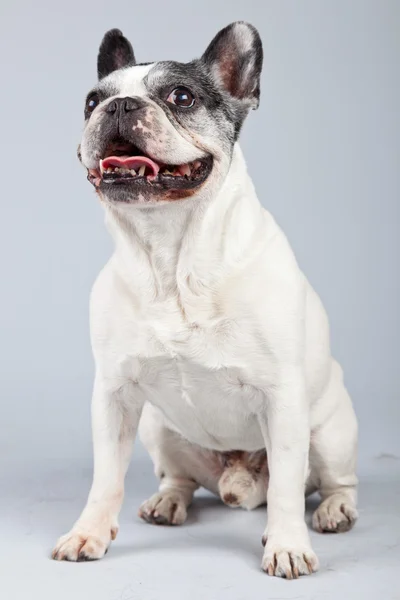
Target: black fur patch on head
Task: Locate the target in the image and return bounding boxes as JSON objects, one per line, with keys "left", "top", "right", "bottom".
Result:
{"left": 201, "top": 21, "right": 263, "bottom": 110}
{"left": 148, "top": 61, "right": 226, "bottom": 114}
{"left": 98, "top": 29, "right": 136, "bottom": 80}
{"left": 145, "top": 59, "right": 249, "bottom": 146}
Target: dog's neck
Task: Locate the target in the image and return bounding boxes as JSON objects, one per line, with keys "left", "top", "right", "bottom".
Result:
{"left": 104, "top": 144, "right": 269, "bottom": 305}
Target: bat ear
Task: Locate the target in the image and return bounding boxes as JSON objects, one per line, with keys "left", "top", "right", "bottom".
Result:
{"left": 97, "top": 29, "right": 136, "bottom": 80}
{"left": 201, "top": 22, "right": 263, "bottom": 109}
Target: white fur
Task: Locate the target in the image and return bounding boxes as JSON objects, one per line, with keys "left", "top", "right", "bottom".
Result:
{"left": 53, "top": 88, "right": 358, "bottom": 576}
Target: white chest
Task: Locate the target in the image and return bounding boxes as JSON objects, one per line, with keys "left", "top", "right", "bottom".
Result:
{"left": 107, "top": 309, "right": 267, "bottom": 450}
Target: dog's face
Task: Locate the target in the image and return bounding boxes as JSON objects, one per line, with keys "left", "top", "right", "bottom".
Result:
{"left": 79, "top": 23, "right": 263, "bottom": 207}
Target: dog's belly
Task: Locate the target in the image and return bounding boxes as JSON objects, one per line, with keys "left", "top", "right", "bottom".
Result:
{"left": 133, "top": 355, "right": 265, "bottom": 451}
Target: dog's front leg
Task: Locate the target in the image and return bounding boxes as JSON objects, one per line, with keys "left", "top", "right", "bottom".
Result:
{"left": 52, "top": 374, "right": 142, "bottom": 561}
{"left": 259, "top": 367, "right": 319, "bottom": 578}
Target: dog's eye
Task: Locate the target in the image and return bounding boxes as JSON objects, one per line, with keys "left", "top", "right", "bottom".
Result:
{"left": 166, "top": 87, "right": 195, "bottom": 108}
{"left": 85, "top": 93, "right": 99, "bottom": 116}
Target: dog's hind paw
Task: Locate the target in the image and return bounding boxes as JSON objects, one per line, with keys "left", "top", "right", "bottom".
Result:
{"left": 312, "top": 494, "right": 358, "bottom": 533}
{"left": 138, "top": 491, "right": 188, "bottom": 526}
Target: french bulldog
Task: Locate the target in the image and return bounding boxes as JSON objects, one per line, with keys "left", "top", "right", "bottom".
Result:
{"left": 52, "top": 23, "right": 358, "bottom": 578}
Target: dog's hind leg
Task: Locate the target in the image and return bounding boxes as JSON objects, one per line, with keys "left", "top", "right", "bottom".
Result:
{"left": 310, "top": 360, "right": 359, "bottom": 533}
{"left": 138, "top": 403, "right": 220, "bottom": 525}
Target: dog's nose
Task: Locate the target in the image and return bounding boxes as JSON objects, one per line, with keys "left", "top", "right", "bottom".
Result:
{"left": 106, "top": 97, "right": 143, "bottom": 114}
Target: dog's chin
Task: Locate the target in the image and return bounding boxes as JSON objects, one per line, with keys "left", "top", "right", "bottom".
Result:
{"left": 87, "top": 137, "right": 213, "bottom": 205}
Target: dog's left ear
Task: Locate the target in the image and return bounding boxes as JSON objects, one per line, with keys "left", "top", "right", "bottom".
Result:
{"left": 97, "top": 29, "right": 136, "bottom": 80}
{"left": 201, "top": 22, "right": 263, "bottom": 110}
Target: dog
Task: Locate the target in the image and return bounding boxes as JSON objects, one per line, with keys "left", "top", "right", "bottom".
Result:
{"left": 52, "top": 23, "right": 358, "bottom": 578}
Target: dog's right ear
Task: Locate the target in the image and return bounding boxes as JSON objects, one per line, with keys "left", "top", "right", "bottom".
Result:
{"left": 97, "top": 29, "right": 136, "bottom": 80}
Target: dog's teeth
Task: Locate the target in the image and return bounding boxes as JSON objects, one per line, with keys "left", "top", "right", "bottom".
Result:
{"left": 193, "top": 160, "right": 202, "bottom": 170}
{"left": 180, "top": 164, "right": 191, "bottom": 177}
{"left": 129, "top": 168, "right": 136, "bottom": 176}
{"left": 163, "top": 169, "right": 173, "bottom": 175}
{"left": 138, "top": 165, "right": 146, "bottom": 177}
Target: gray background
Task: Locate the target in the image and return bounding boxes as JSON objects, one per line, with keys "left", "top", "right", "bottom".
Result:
{"left": 0, "top": 1, "right": 399, "bottom": 599}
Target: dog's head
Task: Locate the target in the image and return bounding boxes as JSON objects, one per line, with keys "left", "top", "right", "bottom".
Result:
{"left": 79, "top": 22, "right": 263, "bottom": 206}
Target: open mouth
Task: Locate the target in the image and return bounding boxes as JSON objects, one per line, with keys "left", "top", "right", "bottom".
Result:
{"left": 88, "top": 138, "right": 212, "bottom": 194}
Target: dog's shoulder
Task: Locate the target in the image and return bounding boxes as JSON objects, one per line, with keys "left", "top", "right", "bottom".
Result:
{"left": 89, "top": 256, "right": 141, "bottom": 346}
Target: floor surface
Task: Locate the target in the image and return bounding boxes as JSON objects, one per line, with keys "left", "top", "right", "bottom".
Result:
{"left": 1, "top": 456, "right": 399, "bottom": 600}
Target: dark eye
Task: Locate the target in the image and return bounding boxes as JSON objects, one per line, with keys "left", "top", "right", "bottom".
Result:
{"left": 85, "top": 93, "right": 99, "bottom": 117}
{"left": 166, "top": 87, "right": 195, "bottom": 108}
{"left": 254, "top": 466, "right": 262, "bottom": 475}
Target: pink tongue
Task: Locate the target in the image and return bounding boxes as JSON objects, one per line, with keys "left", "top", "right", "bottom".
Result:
{"left": 101, "top": 155, "right": 160, "bottom": 179}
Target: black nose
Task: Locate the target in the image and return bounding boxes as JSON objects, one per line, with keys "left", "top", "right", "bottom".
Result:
{"left": 106, "top": 97, "right": 143, "bottom": 114}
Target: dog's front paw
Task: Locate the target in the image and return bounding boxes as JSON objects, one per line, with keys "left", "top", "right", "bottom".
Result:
{"left": 261, "top": 541, "right": 319, "bottom": 579}
{"left": 52, "top": 525, "right": 118, "bottom": 562}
